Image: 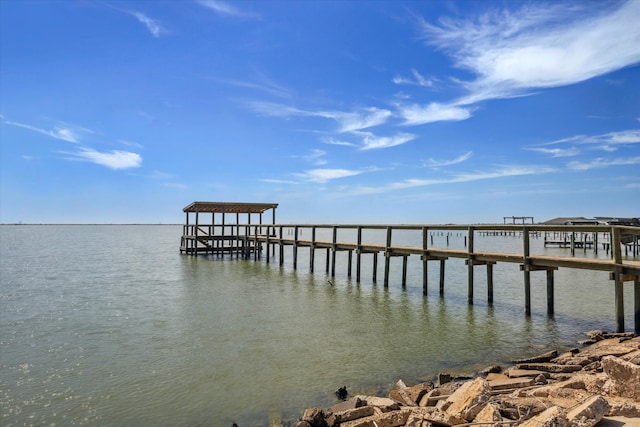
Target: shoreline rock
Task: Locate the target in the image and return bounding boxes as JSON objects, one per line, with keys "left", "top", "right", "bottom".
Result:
{"left": 290, "top": 331, "right": 640, "bottom": 427}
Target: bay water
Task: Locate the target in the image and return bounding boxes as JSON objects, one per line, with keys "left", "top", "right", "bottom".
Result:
{"left": 1, "top": 225, "right": 637, "bottom": 426}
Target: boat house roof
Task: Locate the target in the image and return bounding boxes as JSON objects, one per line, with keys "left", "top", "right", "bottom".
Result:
{"left": 182, "top": 201, "right": 278, "bottom": 214}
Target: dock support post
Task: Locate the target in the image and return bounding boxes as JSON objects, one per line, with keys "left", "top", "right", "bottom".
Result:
{"left": 264, "top": 226, "right": 271, "bottom": 264}
{"left": 612, "top": 227, "right": 624, "bottom": 332}
{"left": 326, "top": 248, "right": 330, "bottom": 273}
{"left": 331, "top": 226, "right": 337, "bottom": 278}
{"left": 293, "top": 226, "right": 298, "bottom": 270}
{"left": 309, "top": 227, "right": 316, "bottom": 273}
{"left": 194, "top": 210, "right": 199, "bottom": 256}
{"left": 384, "top": 226, "right": 392, "bottom": 288}
{"left": 221, "top": 212, "right": 225, "bottom": 256}
{"left": 613, "top": 270, "right": 624, "bottom": 332}
{"left": 487, "top": 263, "right": 494, "bottom": 305}
{"left": 254, "top": 226, "right": 259, "bottom": 260}
{"left": 523, "top": 226, "right": 532, "bottom": 315}
{"left": 467, "top": 226, "right": 474, "bottom": 305}
{"left": 422, "top": 227, "right": 428, "bottom": 295}
{"left": 347, "top": 250, "right": 353, "bottom": 278}
{"left": 356, "top": 226, "right": 362, "bottom": 283}
{"left": 279, "top": 226, "right": 284, "bottom": 266}
{"left": 635, "top": 276, "right": 639, "bottom": 335}
{"left": 439, "top": 259, "right": 445, "bottom": 296}
{"left": 422, "top": 259, "right": 428, "bottom": 295}
{"left": 547, "top": 269, "right": 555, "bottom": 315}
{"left": 402, "top": 256, "right": 408, "bottom": 288}
{"left": 372, "top": 253, "right": 378, "bottom": 283}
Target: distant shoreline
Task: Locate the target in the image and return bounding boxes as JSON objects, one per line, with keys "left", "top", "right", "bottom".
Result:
{"left": 0, "top": 223, "right": 182, "bottom": 226}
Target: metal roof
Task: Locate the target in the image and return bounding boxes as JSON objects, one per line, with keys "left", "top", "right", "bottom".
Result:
{"left": 183, "top": 201, "right": 278, "bottom": 214}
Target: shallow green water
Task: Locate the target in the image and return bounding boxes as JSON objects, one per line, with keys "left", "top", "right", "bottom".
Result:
{"left": 1, "top": 225, "right": 636, "bottom": 426}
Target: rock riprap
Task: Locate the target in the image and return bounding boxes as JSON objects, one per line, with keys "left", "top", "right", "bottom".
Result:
{"left": 293, "top": 332, "right": 640, "bottom": 427}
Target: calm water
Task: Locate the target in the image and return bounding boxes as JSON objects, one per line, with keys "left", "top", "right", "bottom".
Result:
{"left": 1, "top": 225, "right": 637, "bottom": 426}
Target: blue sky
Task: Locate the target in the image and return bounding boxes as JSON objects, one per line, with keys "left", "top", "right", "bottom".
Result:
{"left": 1, "top": 0, "right": 639, "bottom": 224}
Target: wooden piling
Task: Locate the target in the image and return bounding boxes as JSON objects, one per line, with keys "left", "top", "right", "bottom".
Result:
{"left": 309, "top": 226, "right": 316, "bottom": 273}
{"left": 356, "top": 226, "right": 363, "bottom": 282}
{"left": 635, "top": 276, "right": 640, "bottom": 335}
{"left": 331, "top": 226, "right": 337, "bottom": 277}
{"left": 402, "top": 255, "right": 408, "bottom": 287}
{"left": 547, "top": 268, "right": 555, "bottom": 315}
{"left": 439, "top": 259, "right": 445, "bottom": 296}
{"left": 487, "top": 262, "right": 494, "bottom": 305}
{"left": 373, "top": 252, "right": 378, "bottom": 283}
{"left": 523, "top": 226, "right": 531, "bottom": 316}
{"left": 467, "top": 226, "right": 475, "bottom": 305}
{"left": 384, "top": 226, "right": 392, "bottom": 288}
{"left": 293, "top": 226, "right": 299, "bottom": 269}
{"left": 612, "top": 227, "right": 624, "bottom": 333}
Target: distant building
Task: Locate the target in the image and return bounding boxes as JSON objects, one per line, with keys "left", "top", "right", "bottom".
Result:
{"left": 542, "top": 217, "right": 639, "bottom": 226}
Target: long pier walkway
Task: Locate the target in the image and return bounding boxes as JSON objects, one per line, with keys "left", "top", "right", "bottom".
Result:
{"left": 177, "top": 203, "right": 640, "bottom": 334}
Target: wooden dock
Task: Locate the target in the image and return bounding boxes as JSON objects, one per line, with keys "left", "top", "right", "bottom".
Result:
{"left": 249, "top": 224, "right": 639, "bottom": 333}
{"left": 178, "top": 203, "right": 640, "bottom": 334}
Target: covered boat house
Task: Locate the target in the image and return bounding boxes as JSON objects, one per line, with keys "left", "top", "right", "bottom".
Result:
{"left": 180, "top": 201, "right": 278, "bottom": 256}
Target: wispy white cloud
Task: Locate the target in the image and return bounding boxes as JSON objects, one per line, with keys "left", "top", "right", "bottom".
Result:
{"left": 353, "top": 131, "right": 416, "bottom": 150}
{"left": 131, "top": 11, "right": 163, "bottom": 37}
{"left": 293, "top": 168, "right": 364, "bottom": 183}
{"left": 163, "top": 183, "right": 189, "bottom": 189}
{"left": 567, "top": 156, "right": 640, "bottom": 171}
{"left": 147, "top": 170, "right": 174, "bottom": 180}
{"left": 196, "top": 0, "right": 256, "bottom": 19}
{"left": 423, "top": 151, "right": 473, "bottom": 168}
{"left": 259, "top": 178, "right": 299, "bottom": 184}
{"left": 293, "top": 149, "right": 327, "bottom": 166}
{"left": 335, "top": 108, "right": 393, "bottom": 133}
{"left": 538, "top": 129, "right": 640, "bottom": 152}
{"left": 393, "top": 69, "right": 436, "bottom": 87}
{"left": 60, "top": 147, "right": 142, "bottom": 170}
{"left": 247, "top": 101, "right": 392, "bottom": 134}
{"left": 526, "top": 147, "right": 580, "bottom": 158}
{"left": 221, "top": 78, "right": 291, "bottom": 99}
{"left": 3, "top": 119, "right": 89, "bottom": 143}
{"left": 322, "top": 137, "right": 357, "bottom": 147}
{"left": 417, "top": 1, "right": 640, "bottom": 106}
{"left": 117, "top": 139, "right": 144, "bottom": 149}
{"left": 398, "top": 102, "right": 473, "bottom": 125}
{"left": 351, "top": 165, "right": 555, "bottom": 195}
{"left": 247, "top": 101, "right": 305, "bottom": 118}
{"left": 107, "top": 4, "right": 164, "bottom": 37}
{"left": 4, "top": 117, "right": 143, "bottom": 170}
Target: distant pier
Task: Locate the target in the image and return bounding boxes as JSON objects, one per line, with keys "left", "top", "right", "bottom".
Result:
{"left": 179, "top": 202, "right": 640, "bottom": 334}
